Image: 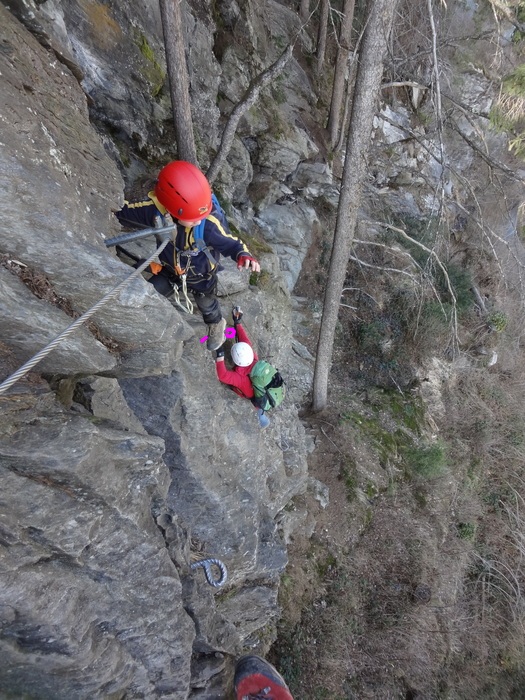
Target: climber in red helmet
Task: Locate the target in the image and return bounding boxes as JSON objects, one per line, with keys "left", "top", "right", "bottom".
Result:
{"left": 115, "top": 161, "right": 260, "bottom": 351}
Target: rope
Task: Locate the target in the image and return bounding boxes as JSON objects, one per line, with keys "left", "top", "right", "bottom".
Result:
{"left": 170, "top": 274, "right": 194, "bottom": 315}
{"left": 190, "top": 558, "right": 228, "bottom": 587}
{"left": 0, "top": 240, "right": 169, "bottom": 397}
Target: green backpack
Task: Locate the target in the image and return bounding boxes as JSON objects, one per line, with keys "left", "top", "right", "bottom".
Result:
{"left": 249, "top": 360, "right": 286, "bottom": 412}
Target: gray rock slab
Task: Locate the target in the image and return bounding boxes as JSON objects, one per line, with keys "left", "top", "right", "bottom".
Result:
{"left": 0, "top": 391, "right": 194, "bottom": 699}
{"left": 119, "top": 285, "right": 312, "bottom": 584}
{"left": 0, "top": 267, "right": 116, "bottom": 375}
{"left": 216, "top": 586, "right": 279, "bottom": 642}
{"left": 255, "top": 202, "right": 319, "bottom": 291}
{"left": 216, "top": 257, "right": 251, "bottom": 297}
{"left": 74, "top": 376, "right": 147, "bottom": 433}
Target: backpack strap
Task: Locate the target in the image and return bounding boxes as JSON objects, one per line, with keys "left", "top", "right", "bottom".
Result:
{"left": 192, "top": 194, "right": 222, "bottom": 268}
{"left": 193, "top": 194, "right": 222, "bottom": 244}
{"left": 193, "top": 237, "right": 219, "bottom": 268}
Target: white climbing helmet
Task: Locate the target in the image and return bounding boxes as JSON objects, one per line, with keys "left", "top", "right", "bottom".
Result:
{"left": 231, "top": 342, "right": 254, "bottom": 367}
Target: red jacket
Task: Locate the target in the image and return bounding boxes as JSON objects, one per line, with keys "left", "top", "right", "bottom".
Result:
{"left": 216, "top": 324, "right": 258, "bottom": 399}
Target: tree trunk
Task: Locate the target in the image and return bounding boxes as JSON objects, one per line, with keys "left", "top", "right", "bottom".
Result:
{"left": 159, "top": 0, "right": 197, "bottom": 165}
{"left": 327, "top": 0, "right": 356, "bottom": 149}
{"left": 335, "top": 53, "right": 358, "bottom": 152}
{"left": 316, "top": 0, "right": 329, "bottom": 77}
{"left": 312, "top": 0, "right": 399, "bottom": 412}
{"left": 300, "top": 0, "right": 310, "bottom": 23}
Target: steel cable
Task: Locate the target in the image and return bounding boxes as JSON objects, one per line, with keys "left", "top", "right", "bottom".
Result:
{"left": 0, "top": 240, "right": 169, "bottom": 396}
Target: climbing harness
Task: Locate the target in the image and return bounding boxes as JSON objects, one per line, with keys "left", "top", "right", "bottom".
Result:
{"left": 108, "top": 210, "right": 217, "bottom": 318}
{"left": 160, "top": 209, "right": 192, "bottom": 315}
{"left": 190, "top": 557, "right": 228, "bottom": 588}
{"left": 106, "top": 195, "right": 250, "bottom": 326}
{"left": 0, "top": 240, "right": 170, "bottom": 397}
{"left": 192, "top": 194, "right": 249, "bottom": 323}
{"left": 114, "top": 237, "right": 193, "bottom": 316}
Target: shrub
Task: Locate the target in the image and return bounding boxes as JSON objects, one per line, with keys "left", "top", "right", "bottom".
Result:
{"left": 487, "top": 310, "right": 508, "bottom": 333}
{"left": 403, "top": 440, "right": 447, "bottom": 479}
{"left": 491, "top": 64, "right": 525, "bottom": 159}
{"left": 457, "top": 522, "right": 476, "bottom": 540}
{"left": 438, "top": 262, "right": 474, "bottom": 312}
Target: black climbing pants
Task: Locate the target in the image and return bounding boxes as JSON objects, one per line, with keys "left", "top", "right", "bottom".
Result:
{"left": 192, "top": 289, "right": 222, "bottom": 325}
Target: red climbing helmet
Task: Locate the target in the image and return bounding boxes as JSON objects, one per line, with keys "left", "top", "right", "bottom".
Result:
{"left": 154, "top": 161, "right": 212, "bottom": 220}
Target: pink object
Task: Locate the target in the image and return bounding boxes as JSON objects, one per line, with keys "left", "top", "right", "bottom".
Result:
{"left": 200, "top": 326, "right": 236, "bottom": 343}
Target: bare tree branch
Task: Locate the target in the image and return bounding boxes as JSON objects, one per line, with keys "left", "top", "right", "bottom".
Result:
{"left": 487, "top": 0, "right": 525, "bottom": 32}
{"left": 448, "top": 118, "right": 525, "bottom": 184}
{"left": 360, "top": 219, "right": 460, "bottom": 350}
{"left": 427, "top": 0, "right": 447, "bottom": 225}
{"left": 335, "top": 51, "right": 358, "bottom": 152}
{"left": 342, "top": 287, "right": 380, "bottom": 306}
{"left": 348, "top": 253, "right": 422, "bottom": 281}
{"left": 206, "top": 44, "right": 294, "bottom": 183}
{"left": 353, "top": 238, "right": 426, "bottom": 270}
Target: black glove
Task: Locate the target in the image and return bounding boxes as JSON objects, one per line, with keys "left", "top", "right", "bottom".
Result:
{"left": 215, "top": 348, "right": 225, "bottom": 359}
{"left": 232, "top": 306, "right": 243, "bottom": 326}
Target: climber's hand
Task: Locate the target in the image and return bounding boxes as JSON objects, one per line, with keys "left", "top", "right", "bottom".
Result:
{"left": 232, "top": 306, "right": 243, "bottom": 325}
{"left": 237, "top": 254, "right": 260, "bottom": 273}
{"left": 215, "top": 348, "right": 225, "bottom": 360}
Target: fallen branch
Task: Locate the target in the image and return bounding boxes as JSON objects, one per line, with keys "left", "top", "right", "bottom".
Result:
{"left": 362, "top": 220, "right": 456, "bottom": 304}
{"left": 381, "top": 80, "right": 429, "bottom": 90}
{"left": 342, "top": 287, "right": 380, "bottom": 306}
{"left": 353, "top": 238, "right": 426, "bottom": 270}
{"left": 472, "top": 285, "right": 489, "bottom": 314}
{"left": 353, "top": 236, "right": 446, "bottom": 312}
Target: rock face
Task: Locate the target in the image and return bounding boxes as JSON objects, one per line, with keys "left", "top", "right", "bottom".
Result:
{"left": 0, "top": 2, "right": 318, "bottom": 697}
{"left": 0, "top": 387, "right": 194, "bottom": 700}
{"left": 0, "top": 5, "right": 192, "bottom": 380}
{"left": 121, "top": 288, "right": 312, "bottom": 589}
{"left": 255, "top": 202, "right": 321, "bottom": 291}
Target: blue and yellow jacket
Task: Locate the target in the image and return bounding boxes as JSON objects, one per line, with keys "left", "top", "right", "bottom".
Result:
{"left": 115, "top": 192, "right": 250, "bottom": 292}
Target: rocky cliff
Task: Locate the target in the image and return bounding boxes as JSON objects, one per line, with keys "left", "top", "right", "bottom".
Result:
{"left": 2, "top": 0, "right": 525, "bottom": 697}
{"left": 0, "top": 1, "right": 319, "bottom": 697}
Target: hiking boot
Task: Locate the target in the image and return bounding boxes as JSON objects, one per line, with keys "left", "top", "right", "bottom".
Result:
{"left": 206, "top": 317, "right": 226, "bottom": 351}
{"left": 234, "top": 655, "right": 294, "bottom": 700}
